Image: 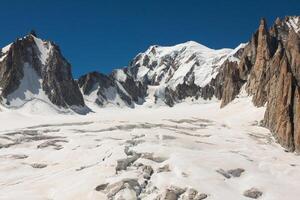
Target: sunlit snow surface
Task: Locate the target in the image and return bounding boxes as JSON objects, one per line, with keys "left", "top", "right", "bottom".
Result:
{"left": 0, "top": 35, "right": 54, "bottom": 109}
{"left": 33, "top": 36, "right": 52, "bottom": 65}
{"left": 286, "top": 16, "right": 300, "bottom": 33}
{"left": 0, "top": 95, "right": 300, "bottom": 200}
{"left": 130, "top": 41, "right": 245, "bottom": 90}
{"left": 0, "top": 43, "right": 12, "bottom": 62}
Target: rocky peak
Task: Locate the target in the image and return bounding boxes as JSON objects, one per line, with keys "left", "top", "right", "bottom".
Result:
{"left": 78, "top": 69, "right": 147, "bottom": 107}
{"left": 259, "top": 18, "right": 267, "bottom": 29}
{"left": 0, "top": 33, "right": 85, "bottom": 111}
{"left": 216, "top": 16, "right": 300, "bottom": 152}
{"left": 257, "top": 18, "right": 272, "bottom": 59}
{"left": 125, "top": 41, "right": 242, "bottom": 106}
{"left": 30, "top": 30, "right": 38, "bottom": 37}
{"left": 78, "top": 71, "right": 112, "bottom": 95}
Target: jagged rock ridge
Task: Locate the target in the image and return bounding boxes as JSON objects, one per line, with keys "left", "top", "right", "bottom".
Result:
{"left": 78, "top": 70, "right": 147, "bottom": 107}
{"left": 1, "top": 16, "right": 300, "bottom": 152}
{"left": 216, "top": 16, "right": 300, "bottom": 152}
{"left": 79, "top": 16, "right": 300, "bottom": 152}
{"left": 79, "top": 41, "right": 245, "bottom": 107}
{"left": 0, "top": 33, "right": 85, "bottom": 112}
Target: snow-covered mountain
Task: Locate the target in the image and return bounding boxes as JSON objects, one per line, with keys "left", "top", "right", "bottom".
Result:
{"left": 128, "top": 41, "right": 233, "bottom": 87}
{"left": 78, "top": 16, "right": 300, "bottom": 153}
{"left": 0, "top": 16, "right": 300, "bottom": 152}
{"left": 0, "top": 32, "right": 87, "bottom": 113}
{"left": 1, "top": 15, "right": 300, "bottom": 200}
{"left": 79, "top": 41, "right": 245, "bottom": 107}
{"left": 127, "top": 41, "right": 246, "bottom": 106}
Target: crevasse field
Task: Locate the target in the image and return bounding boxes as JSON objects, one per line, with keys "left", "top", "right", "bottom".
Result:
{"left": 0, "top": 94, "right": 300, "bottom": 200}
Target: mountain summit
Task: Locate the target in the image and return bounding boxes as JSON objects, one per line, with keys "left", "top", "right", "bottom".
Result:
{"left": 79, "top": 41, "right": 244, "bottom": 107}
{"left": 0, "top": 34, "right": 86, "bottom": 113}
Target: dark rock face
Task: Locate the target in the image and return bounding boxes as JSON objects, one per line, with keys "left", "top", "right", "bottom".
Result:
{"left": 216, "top": 16, "right": 300, "bottom": 152}
{"left": 0, "top": 40, "right": 29, "bottom": 99}
{"left": 112, "top": 69, "right": 148, "bottom": 104}
{"left": 78, "top": 71, "right": 113, "bottom": 95}
{"left": 41, "top": 43, "right": 84, "bottom": 107}
{"left": 243, "top": 188, "right": 263, "bottom": 199}
{"left": 0, "top": 34, "right": 85, "bottom": 108}
{"left": 215, "top": 60, "right": 246, "bottom": 107}
{"left": 78, "top": 70, "right": 147, "bottom": 107}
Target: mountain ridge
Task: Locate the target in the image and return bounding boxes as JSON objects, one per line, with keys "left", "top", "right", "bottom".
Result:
{"left": 0, "top": 33, "right": 88, "bottom": 113}
{"left": 0, "top": 16, "right": 300, "bottom": 151}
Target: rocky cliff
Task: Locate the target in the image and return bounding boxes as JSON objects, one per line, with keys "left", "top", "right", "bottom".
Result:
{"left": 216, "top": 16, "right": 300, "bottom": 152}
{"left": 0, "top": 33, "right": 85, "bottom": 111}
{"left": 78, "top": 69, "right": 146, "bottom": 107}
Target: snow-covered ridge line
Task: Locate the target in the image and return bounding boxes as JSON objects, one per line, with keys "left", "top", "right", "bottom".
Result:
{"left": 0, "top": 43, "right": 12, "bottom": 62}
{"left": 143, "top": 41, "right": 231, "bottom": 55}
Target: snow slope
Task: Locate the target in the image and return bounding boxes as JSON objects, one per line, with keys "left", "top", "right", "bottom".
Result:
{"left": 0, "top": 35, "right": 53, "bottom": 109}
{"left": 0, "top": 95, "right": 299, "bottom": 200}
{"left": 0, "top": 34, "right": 86, "bottom": 113}
{"left": 128, "top": 41, "right": 242, "bottom": 89}
{"left": 81, "top": 41, "right": 246, "bottom": 109}
{"left": 5, "top": 63, "right": 49, "bottom": 107}
{"left": 122, "top": 41, "right": 246, "bottom": 106}
{"left": 2, "top": 62, "right": 73, "bottom": 114}
{"left": 33, "top": 36, "right": 52, "bottom": 65}
{"left": 0, "top": 43, "right": 12, "bottom": 62}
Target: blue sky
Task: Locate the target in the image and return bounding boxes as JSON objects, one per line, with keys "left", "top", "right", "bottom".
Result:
{"left": 0, "top": 0, "right": 299, "bottom": 78}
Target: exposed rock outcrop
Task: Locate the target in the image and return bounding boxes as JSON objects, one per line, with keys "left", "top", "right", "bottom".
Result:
{"left": 78, "top": 38, "right": 246, "bottom": 108}
{"left": 1, "top": 16, "right": 300, "bottom": 153}
{"left": 216, "top": 168, "right": 245, "bottom": 178}
{"left": 0, "top": 33, "right": 85, "bottom": 110}
{"left": 78, "top": 69, "right": 147, "bottom": 107}
{"left": 125, "top": 41, "right": 244, "bottom": 106}
{"left": 217, "top": 16, "right": 300, "bottom": 152}
{"left": 243, "top": 188, "right": 263, "bottom": 199}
